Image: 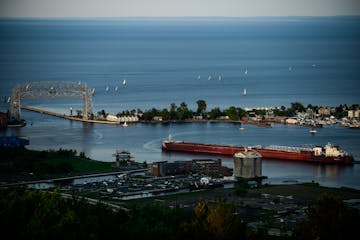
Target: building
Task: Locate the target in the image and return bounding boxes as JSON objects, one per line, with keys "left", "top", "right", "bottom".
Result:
{"left": 152, "top": 116, "right": 163, "bottom": 121}
{"left": 233, "top": 150, "right": 262, "bottom": 179}
{"left": 318, "top": 107, "right": 331, "bottom": 116}
{"left": 285, "top": 118, "right": 298, "bottom": 124}
{"left": 151, "top": 161, "right": 186, "bottom": 177}
{"left": 348, "top": 110, "right": 360, "bottom": 119}
{"left": 151, "top": 161, "right": 168, "bottom": 177}
{"left": 184, "top": 159, "right": 222, "bottom": 175}
{"left": 151, "top": 159, "right": 229, "bottom": 177}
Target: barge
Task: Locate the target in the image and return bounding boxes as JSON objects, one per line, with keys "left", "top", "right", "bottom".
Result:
{"left": 162, "top": 138, "right": 353, "bottom": 164}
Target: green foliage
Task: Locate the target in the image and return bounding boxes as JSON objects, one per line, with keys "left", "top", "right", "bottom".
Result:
{"left": 182, "top": 200, "right": 250, "bottom": 240}
{"left": 160, "top": 108, "right": 170, "bottom": 121}
{"left": 235, "top": 177, "right": 250, "bottom": 196}
{"left": 294, "top": 194, "right": 360, "bottom": 240}
{"left": 142, "top": 108, "right": 160, "bottom": 121}
{"left": 224, "top": 106, "right": 243, "bottom": 121}
{"left": 252, "top": 109, "right": 266, "bottom": 116}
{"left": 170, "top": 102, "right": 177, "bottom": 120}
{"left": 290, "top": 102, "right": 305, "bottom": 113}
{"left": 209, "top": 107, "right": 223, "bottom": 120}
{"left": 0, "top": 188, "right": 128, "bottom": 240}
{"left": 0, "top": 148, "right": 114, "bottom": 179}
{"left": 196, "top": 99, "right": 207, "bottom": 115}
{"left": 142, "top": 161, "right": 148, "bottom": 168}
{"left": 76, "top": 110, "right": 82, "bottom": 118}
{"left": 176, "top": 102, "right": 193, "bottom": 120}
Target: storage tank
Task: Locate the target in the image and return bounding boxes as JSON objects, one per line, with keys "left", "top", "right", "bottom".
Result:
{"left": 233, "top": 150, "right": 262, "bottom": 179}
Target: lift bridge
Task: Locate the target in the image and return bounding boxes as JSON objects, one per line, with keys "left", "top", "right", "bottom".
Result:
{"left": 9, "top": 81, "right": 94, "bottom": 121}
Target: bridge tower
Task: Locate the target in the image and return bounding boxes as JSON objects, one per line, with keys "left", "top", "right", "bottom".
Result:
{"left": 9, "top": 81, "right": 94, "bottom": 121}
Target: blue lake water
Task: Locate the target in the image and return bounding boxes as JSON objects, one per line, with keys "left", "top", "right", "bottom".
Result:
{"left": 0, "top": 17, "right": 360, "bottom": 189}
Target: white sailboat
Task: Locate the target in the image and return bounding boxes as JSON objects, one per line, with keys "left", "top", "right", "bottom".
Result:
{"left": 208, "top": 74, "right": 212, "bottom": 80}
{"left": 114, "top": 85, "right": 118, "bottom": 91}
{"left": 123, "top": 121, "right": 128, "bottom": 127}
{"left": 218, "top": 75, "right": 222, "bottom": 81}
{"left": 197, "top": 75, "right": 201, "bottom": 80}
{"left": 122, "top": 79, "right": 127, "bottom": 86}
{"left": 242, "top": 88, "right": 247, "bottom": 96}
{"left": 245, "top": 68, "right": 248, "bottom": 75}
{"left": 105, "top": 85, "right": 109, "bottom": 92}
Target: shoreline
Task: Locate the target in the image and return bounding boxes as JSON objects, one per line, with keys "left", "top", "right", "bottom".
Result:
{"left": 21, "top": 105, "right": 271, "bottom": 127}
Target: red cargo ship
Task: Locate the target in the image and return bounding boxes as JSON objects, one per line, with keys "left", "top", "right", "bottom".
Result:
{"left": 162, "top": 138, "right": 354, "bottom": 164}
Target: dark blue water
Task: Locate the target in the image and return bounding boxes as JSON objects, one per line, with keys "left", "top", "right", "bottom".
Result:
{"left": 1, "top": 17, "right": 360, "bottom": 189}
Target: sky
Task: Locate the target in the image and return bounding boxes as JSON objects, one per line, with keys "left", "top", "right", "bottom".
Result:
{"left": 0, "top": 0, "right": 359, "bottom": 18}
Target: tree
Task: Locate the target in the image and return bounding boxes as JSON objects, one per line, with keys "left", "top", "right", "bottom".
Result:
{"left": 291, "top": 102, "right": 305, "bottom": 113}
{"left": 196, "top": 100, "right": 207, "bottom": 115}
{"left": 170, "top": 103, "right": 177, "bottom": 120}
{"left": 295, "top": 194, "right": 360, "bottom": 240}
{"left": 209, "top": 107, "right": 222, "bottom": 120}
{"left": 224, "top": 106, "right": 240, "bottom": 121}
{"left": 182, "top": 200, "right": 248, "bottom": 240}
{"left": 176, "top": 102, "right": 193, "bottom": 120}
{"left": 160, "top": 108, "right": 170, "bottom": 121}
{"left": 76, "top": 110, "right": 82, "bottom": 118}
{"left": 142, "top": 161, "right": 148, "bottom": 168}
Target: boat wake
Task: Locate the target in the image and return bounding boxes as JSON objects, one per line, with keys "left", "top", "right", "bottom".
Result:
{"left": 94, "top": 130, "right": 104, "bottom": 141}
{"left": 143, "top": 138, "right": 163, "bottom": 152}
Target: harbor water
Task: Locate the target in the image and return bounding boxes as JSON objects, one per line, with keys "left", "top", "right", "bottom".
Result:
{"left": 0, "top": 17, "right": 360, "bottom": 189}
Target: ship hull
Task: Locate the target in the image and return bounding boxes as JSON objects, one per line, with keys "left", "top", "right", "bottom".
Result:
{"left": 162, "top": 141, "right": 353, "bottom": 164}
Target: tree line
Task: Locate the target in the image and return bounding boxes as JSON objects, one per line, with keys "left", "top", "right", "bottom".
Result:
{"left": 0, "top": 188, "right": 358, "bottom": 240}
{"left": 94, "top": 100, "right": 359, "bottom": 122}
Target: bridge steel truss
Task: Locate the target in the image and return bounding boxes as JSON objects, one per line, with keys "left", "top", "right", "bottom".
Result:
{"left": 9, "top": 81, "right": 94, "bottom": 121}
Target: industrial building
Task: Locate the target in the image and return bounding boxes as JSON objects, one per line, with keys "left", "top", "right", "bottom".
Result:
{"left": 152, "top": 159, "right": 231, "bottom": 177}
{"left": 233, "top": 150, "right": 262, "bottom": 179}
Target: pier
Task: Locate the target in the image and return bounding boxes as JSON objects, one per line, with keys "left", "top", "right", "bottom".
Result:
{"left": 21, "top": 105, "right": 123, "bottom": 125}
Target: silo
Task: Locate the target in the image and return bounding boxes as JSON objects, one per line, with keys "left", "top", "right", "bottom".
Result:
{"left": 233, "top": 150, "right": 262, "bottom": 179}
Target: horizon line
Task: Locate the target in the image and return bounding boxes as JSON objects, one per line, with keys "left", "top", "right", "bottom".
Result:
{"left": 1, "top": 15, "right": 360, "bottom": 20}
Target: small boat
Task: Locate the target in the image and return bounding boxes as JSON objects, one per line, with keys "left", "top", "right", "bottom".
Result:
{"left": 239, "top": 127, "right": 245, "bottom": 131}
{"left": 105, "top": 85, "right": 109, "bottom": 92}
{"left": 245, "top": 68, "right": 248, "bottom": 75}
{"left": 122, "top": 79, "right": 127, "bottom": 86}
{"left": 197, "top": 75, "right": 201, "bottom": 80}
{"left": 208, "top": 75, "right": 212, "bottom": 80}
{"left": 310, "top": 128, "right": 317, "bottom": 134}
{"left": 218, "top": 75, "right": 222, "bottom": 81}
{"left": 123, "top": 121, "right": 128, "bottom": 127}
{"left": 242, "top": 88, "right": 247, "bottom": 96}
{"left": 114, "top": 85, "right": 118, "bottom": 91}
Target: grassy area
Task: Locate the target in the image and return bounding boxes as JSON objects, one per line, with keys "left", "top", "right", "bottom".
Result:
{"left": 120, "top": 183, "right": 360, "bottom": 207}
{"left": 0, "top": 147, "right": 117, "bottom": 181}
{"left": 250, "top": 183, "right": 360, "bottom": 201}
